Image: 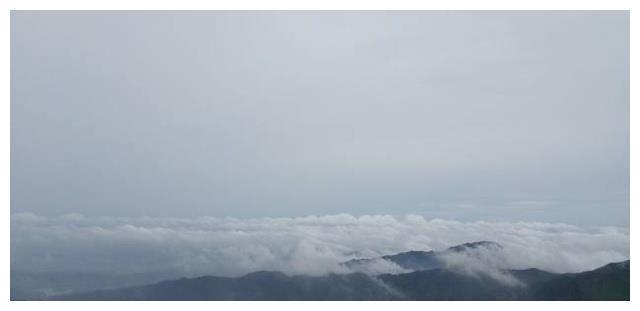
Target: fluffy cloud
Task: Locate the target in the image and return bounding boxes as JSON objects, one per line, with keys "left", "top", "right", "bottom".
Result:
{"left": 11, "top": 213, "right": 629, "bottom": 279}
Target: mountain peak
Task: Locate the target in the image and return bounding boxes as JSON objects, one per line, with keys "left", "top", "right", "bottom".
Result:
{"left": 344, "top": 241, "right": 504, "bottom": 274}
{"left": 445, "top": 241, "right": 502, "bottom": 253}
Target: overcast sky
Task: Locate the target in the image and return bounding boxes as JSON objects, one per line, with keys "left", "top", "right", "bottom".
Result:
{"left": 11, "top": 11, "right": 629, "bottom": 225}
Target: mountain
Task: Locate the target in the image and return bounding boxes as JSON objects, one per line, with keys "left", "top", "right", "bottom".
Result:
{"left": 380, "top": 261, "right": 629, "bottom": 300}
{"left": 55, "top": 271, "right": 399, "bottom": 300}
{"left": 530, "top": 260, "right": 630, "bottom": 300}
{"left": 344, "top": 240, "right": 502, "bottom": 272}
{"left": 12, "top": 241, "right": 501, "bottom": 300}
{"left": 54, "top": 260, "right": 630, "bottom": 301}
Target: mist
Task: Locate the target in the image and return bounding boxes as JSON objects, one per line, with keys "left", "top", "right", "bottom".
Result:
{"left": 11, "top": 213, "right": 629, "bottom": 279}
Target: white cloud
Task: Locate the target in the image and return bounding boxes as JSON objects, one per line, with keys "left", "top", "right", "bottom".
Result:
{"left": 436, "top": 243, "right": 524, "bottom": 286}
{"left": 11, "top": 213, "right": 629, "bottom": 279}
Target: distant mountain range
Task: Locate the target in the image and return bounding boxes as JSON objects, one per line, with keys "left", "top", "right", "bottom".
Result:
{"left": 44, "top": 241, "right": 629, "bottom": 301}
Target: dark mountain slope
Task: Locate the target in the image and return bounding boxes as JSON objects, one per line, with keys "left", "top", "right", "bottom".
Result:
{"left": 55, "top": 260, "right": 629, "bottom": 301}
{"left": 531, "top": 260, "right": 630, "bottom": 300}
{"left": 58, "top": 271, "right": 400, "bottom": 300}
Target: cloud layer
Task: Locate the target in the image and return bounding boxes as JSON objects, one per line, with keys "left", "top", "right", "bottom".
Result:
{"left": 11, "top": 213, "right": 629, "bottom": 278}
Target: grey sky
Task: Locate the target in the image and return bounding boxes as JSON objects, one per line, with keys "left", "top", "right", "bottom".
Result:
{"left": 11, "top": 11, "right": 629, "bottom": 225}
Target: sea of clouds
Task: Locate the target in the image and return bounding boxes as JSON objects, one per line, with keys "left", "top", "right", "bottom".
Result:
{"left": 11, "top": 213, "right": 629, "bottom": 279}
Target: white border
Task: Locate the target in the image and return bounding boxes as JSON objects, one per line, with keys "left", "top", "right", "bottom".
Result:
{"left": 0, "top": 0, "right": 635, "bottom": 10}
{"left": 1, "top": 1, "right": 635, "bottom": 310}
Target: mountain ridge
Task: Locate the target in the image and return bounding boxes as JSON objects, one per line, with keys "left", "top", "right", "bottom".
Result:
{"left": 47, "top": 239, "right": 629, "bottom": 301}
{"left": 343, "top": 240, "right": 503, "bottom": 272}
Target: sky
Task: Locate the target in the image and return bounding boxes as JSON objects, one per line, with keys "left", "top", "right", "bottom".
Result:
{"left": 11, "top": 11, "right": 629, "bottom": 226}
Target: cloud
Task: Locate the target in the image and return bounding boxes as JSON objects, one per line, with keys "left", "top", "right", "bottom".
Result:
{"left": 11, "top": 213, "right": 629, "bottom": 280}
{"left": 436, "top": 243, "right": 524, "bottom": 286}
{"left": 347, "top": 258, "right": 411, "bottom": 275}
